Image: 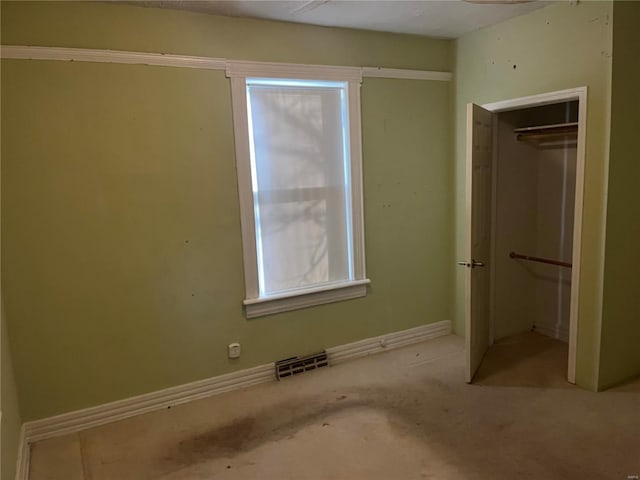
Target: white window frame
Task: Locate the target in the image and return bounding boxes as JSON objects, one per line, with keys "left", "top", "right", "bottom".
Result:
{"left": 227, "top": 61, "right": 370, "bottom": 318}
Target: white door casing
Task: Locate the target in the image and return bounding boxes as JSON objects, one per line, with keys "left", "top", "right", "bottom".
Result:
{"left": 464, "top": 103, "right": 494, "bottom": 383}
{"left": 481, "top": 87, "right": 586, "bottom": 384}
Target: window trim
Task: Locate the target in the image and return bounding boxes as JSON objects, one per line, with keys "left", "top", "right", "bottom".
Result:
{"left": 227, "top": 61, "right": 369, "bottom": 318}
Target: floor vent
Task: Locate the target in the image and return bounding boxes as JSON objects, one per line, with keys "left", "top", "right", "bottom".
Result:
{"left": 275, "top": 351, "right": 328, "bottom": 380}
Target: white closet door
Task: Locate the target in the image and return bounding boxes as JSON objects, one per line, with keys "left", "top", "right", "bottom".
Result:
{"left": 464, "top": 103, "right": 494, "bottom": 383}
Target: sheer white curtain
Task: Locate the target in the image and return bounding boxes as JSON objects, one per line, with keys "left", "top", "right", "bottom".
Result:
{"left": 246, "top": 79, "right": 353, "bottom": 296}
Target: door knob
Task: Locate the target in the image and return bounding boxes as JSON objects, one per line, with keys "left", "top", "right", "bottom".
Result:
{"left": 457, "top": 260, "right": 485, "bottom": 268}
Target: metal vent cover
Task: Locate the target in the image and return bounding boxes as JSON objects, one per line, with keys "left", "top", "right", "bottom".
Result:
{"left": 275, "top": 351, "right": 328, "bottom": 380}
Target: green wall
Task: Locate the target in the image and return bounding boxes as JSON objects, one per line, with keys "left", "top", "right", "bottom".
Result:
{"left": 1, "top": 1, "right": 453, "bottom": 420}
{"left": 1, "top": 305, "right": 22, "bottom": 480}
{"left": 453, "top": 2, "right": 613, "bottom": 390}
{"left": 1, "top": 4, "right": 24, "bottom": 467}
{"left": 598, "top": 1, "right": 640, "bottom": 390}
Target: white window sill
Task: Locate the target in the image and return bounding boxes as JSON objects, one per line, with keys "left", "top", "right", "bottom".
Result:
{"left": 243, "top": 279, "right": 371, "bottom": 318}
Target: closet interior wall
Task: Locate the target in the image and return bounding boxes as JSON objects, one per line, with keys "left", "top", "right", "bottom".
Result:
{"left": 493, "top": 102, "right": 578, "bottom": 342}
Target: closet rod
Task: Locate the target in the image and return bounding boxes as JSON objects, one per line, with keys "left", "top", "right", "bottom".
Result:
{"left": 509, "top": 251, "right": 572, "bottom": 268}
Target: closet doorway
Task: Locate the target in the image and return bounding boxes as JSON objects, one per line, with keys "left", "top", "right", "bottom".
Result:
{"left": 462, "top": 88, "right": 587, "bottom": 385}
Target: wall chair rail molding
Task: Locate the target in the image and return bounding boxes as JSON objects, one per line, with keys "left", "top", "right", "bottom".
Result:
{"left": 361, "top": 66, "right": 452, "bottom": 81}
{"left": 0, "top": 45, "right": 452, "bottom": 82}
{"left": 0, "top": 45, "right": 227, "bottom": 70}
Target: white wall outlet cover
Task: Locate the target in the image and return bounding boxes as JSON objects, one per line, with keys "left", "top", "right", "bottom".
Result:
{"left": 228, "top": 342, "right": 241, "bottom": 359}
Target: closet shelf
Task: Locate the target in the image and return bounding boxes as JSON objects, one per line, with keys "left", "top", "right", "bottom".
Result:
{"left": 514, "top": 122, "right": 578, "bottom": 147}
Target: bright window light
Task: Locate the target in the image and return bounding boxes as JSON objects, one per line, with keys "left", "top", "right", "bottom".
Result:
{"left": 245, "top": 78, "right": 355, "bottom": 296}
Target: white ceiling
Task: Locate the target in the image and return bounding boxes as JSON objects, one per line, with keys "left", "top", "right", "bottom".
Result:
{"left": 135, "top": 0, "right": 553, "bottom": 39}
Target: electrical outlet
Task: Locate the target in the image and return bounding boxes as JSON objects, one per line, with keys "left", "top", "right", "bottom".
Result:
{"left": 228, "top": 342, "right": 241, "bottom": 359}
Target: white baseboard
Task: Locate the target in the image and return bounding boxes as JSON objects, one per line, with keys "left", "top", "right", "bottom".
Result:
{"left": 21, "top": 320, "right": 452, "bottom": 451}
{"left": 24, "top": 362, "right": 275, "bottom": 444}
{"left": 327, "top": 320, "right": 451, "bottom": 365}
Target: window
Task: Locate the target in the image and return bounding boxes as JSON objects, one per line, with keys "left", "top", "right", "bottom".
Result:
{"left": 227, "top": 62, "right": 369, "bottom": 318}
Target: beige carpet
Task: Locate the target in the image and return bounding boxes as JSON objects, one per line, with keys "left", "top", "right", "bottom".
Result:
{"left": 30, "top": 334, "right": 640, "bottom": 480}
{"left": 474, "top": 331, "right": 573, "bottom": 388}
